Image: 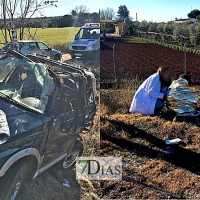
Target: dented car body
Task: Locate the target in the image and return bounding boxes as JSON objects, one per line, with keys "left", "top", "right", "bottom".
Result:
{"left": 0, "top": 51, "right": 97, "bottom": 199}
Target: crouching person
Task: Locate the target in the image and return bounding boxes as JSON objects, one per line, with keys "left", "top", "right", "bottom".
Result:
{"left": 129, "top": 66, "right": 172, "bottom": 115}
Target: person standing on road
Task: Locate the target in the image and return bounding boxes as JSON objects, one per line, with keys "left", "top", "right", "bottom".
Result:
{"left": 129, "top": 66, "right": 172, "bottom": 115}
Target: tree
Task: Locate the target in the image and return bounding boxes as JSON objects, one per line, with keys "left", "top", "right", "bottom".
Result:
{"left": 1, "top": 0, "right": 58, "bottom": 42}
{"left": 188, "top": 9, "right": 200, "bottom": 19}
{"left": 100, "top": 7, "right": 115, "bottom": 20}
{"left": 127, "top": 25, "right": 134, "bottom": 35}
{"left": 157, "top": 23, "right": 165, "bottom": 33}
{"left": 196, "top": 15, "right": 200, "bottom": 23}
{"left": 148, "top": 21, "right": 157, "bottom": 32}
{"left": 139, "top": 20, "right": 148, "bottom": 31}
{"left": 173, "top": 23, "right": 190, "bottom": 45}
{"left": 91, "top": 12, "right": 100, "bottom": 22}
{"left": 100, "top": 22, "right": 114, "bottom": 33}
{"left": 71, "top": 10, "right": 77, "bottom": 16}
{"left": 70, "top": 5, "right": 90, "bottom": 25}
{"left": 73, "top": 5, "right": 88, "bottom": 14}
{"left": 117, "top": 5, "right": 129, "bottom": 21}
{"left": 78, "top": 12, "right": 90, "bottom": 24}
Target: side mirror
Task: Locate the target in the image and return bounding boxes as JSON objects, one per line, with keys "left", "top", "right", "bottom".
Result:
{"left": 48, "top": 47, "right": 52, "bottom": 51}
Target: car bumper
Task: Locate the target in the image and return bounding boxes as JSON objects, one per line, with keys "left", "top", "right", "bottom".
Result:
{"left": 69, "top": 50, "right": 96, "bottom": 57}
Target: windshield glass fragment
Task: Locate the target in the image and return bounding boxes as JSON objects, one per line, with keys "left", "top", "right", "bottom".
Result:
{"left": 0, "top": 110, "right": 10, "bottom": 145}
{"left": 0, "top": 57, "right": 55, "bottom": 113}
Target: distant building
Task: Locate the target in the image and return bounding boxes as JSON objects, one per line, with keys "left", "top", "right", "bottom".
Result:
{"left": 174, "top": 18, "right": 196, "bottom": 23}
{"left": 114, "top": 22, "right": 126, "bottom": 35}
{"left": 100, "top": 19, "right": 115, "bottom": 24}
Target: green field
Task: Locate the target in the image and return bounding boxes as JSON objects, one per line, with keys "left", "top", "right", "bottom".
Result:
{"left": 0, "top": 27, "right": 79, "bottom": 49}
{"left": 33, "top": 27, "right": 79, "bottom": 45}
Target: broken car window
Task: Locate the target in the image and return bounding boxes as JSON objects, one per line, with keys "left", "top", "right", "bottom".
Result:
{"left": 0, "top": 57, "right": 55, "bottom": 113}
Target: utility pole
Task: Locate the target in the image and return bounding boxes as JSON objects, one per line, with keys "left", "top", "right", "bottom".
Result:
{"left": 184, "top": 42, "right": 187, "bottom": 74}
{"left": 113, "top": 44, "right": 117, "bottom": 81}
{"left": 99, "top": 9, "right": 100, "bottom": 22}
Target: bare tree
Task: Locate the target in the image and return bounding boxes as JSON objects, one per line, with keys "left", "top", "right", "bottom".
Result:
{"left": 1, "top": 0, "right": 58, "bottom": 43}
{"left": 1, "top": 0, "right": 8, "bottom": 42}
{"left": 73, "top": 5, "right": 89, "bottom": 14}
{"left": 100, "top": 7, "right": 115, "bottom": 20}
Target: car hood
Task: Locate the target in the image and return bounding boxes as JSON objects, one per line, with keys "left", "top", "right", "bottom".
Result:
{"left": 71, "top": 39, "right": 98, "bottom": 46}
{"left": 0, "top": 99, "right": 44, "bottom": 145}
{"left": 51, "top": 49, "right": 61, "bottom": 55}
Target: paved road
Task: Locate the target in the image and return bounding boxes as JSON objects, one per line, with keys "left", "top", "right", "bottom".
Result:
{"left": 62, "top": 53, "right": 71, "bottom": 62}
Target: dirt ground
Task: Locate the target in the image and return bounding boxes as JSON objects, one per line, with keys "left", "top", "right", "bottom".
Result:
{"left": 100, "top": 37, "right": 200, "bottom": 199}
{"left": 100, "top": 88, "right": 200, "bottom": 199}
{"left": 19, "top": 57, "right": 100, "bottom": 200}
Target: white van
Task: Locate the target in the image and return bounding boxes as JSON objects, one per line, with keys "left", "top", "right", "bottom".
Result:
{"left": 69, "top": 23, "right": 100, "bottom": 59}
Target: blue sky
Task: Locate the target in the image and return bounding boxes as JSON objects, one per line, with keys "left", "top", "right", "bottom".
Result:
{"left": 44, "top": 0, "right": 200, "bottom": 22}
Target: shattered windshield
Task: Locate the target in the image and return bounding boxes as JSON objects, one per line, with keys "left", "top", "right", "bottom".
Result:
{"left": 0, "top": 57, "right": 55, "bottom": 113}
{"left": 78, "top": 28, "right": 100, "bottom": 39}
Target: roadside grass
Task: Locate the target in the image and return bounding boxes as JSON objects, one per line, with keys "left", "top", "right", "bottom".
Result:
{"left": 80, "top": 95, "right": 100, "bottom": 199}
{"left": 0, "top": 27, "right": 79, "bottom": 53}
{"left": 33, "top": 27, "right": 79, "bottom": 45}
{"left": 100, "top": 83, "right": 200, "bottom": 199}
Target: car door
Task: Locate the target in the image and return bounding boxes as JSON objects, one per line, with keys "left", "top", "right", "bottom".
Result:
{"left": 26, "top": 42, "right": 42, "bottom": 55}
{"left": 41, "top": 87, "right": 77, "bottom": 166}
{"left": 37, "top": 42, "right": 51, "bottom": 57}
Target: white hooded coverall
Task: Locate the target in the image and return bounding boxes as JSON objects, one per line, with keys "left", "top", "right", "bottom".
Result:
{"left": 129, "top": 72, "right": 164, "bottom": 115}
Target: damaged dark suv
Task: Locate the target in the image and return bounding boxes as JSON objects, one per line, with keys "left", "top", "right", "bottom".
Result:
{"left": 0, "top": 51, "right": 97, "bottom": 200}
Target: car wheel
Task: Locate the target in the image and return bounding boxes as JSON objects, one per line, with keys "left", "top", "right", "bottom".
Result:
{"left": 0, "top": 159, "right": 28, "bottom": 200}
{"left": 63, "top": 140, "right": 83, "bottom": 168}
{"left": 53, "top": 54, "right": 61, "bottom": 61}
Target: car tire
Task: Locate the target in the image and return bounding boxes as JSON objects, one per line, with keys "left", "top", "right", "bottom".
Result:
{"left": 0, "top": 159, "right": 28, "bottom": 200}
{"left": 63, "top": 140, "right": 83, "bottom": 169}
{"left": 53, "top": 54, "right": 61, "bottom": 61}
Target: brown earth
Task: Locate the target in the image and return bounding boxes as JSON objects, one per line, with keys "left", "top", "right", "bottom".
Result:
{"left": 100, "top": 87, "right": 200, "bottom": 199}
{"left": 100, "top": 37, "right": 200, "bottom": 82}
